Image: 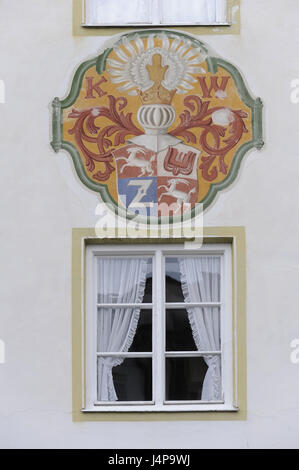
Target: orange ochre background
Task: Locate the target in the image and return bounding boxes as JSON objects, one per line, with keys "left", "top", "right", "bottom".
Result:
{"left": 63, "top": 37, "right": 252, "bottom": 204}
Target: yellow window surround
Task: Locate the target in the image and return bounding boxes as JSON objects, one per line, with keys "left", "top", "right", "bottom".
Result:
{"left": 72, "top": 226, "right": 246, "bottom": 422}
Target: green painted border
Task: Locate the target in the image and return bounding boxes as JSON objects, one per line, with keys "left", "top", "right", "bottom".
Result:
{"left": 51, "top": 30, "right": 263, "bottom": 222}
{"left": 72, "top": 226, "right": 247, "bottom": 422}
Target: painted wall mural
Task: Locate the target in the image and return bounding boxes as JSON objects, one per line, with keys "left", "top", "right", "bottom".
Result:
{"left": 51, "top": 30, "right": 263, "bottom": 221}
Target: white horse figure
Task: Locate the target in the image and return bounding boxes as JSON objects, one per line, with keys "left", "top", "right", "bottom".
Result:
{"left": 118, "top": 147, "right": 155, "bottom": 176}
{"left": 159, "top": 178, "right": 196, "bottom": 213}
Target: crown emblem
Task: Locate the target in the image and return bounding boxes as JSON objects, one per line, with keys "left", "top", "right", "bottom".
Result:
{"left": 138, "top": 54, "right": 176, "bottom": 105}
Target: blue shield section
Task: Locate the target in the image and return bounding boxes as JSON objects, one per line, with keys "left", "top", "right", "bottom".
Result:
{"left": 117, "top": 177, "right": 158, "bottom": 217}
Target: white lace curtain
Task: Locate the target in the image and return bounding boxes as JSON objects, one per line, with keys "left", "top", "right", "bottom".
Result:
{"left": 97, "top": 258, "right": 148, "bottom": 401}
{"left": 179, "top": 257, "right": 222, "bottom": 401}
{"left": 161, "top": 0, "right": 221, "bottom": 24}
{"left": 85, "top": 0, "right": 150, "bottom": 24}
{"left": 84, "top": 0, "right": 227, "bottom": 25}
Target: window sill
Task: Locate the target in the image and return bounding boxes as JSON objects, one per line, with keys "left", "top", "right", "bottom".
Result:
{"left": 81, "top": 22, "right": 232, "bottom": 28}
{"left": 82, "top": 404, "right": 239, "bottom": 413}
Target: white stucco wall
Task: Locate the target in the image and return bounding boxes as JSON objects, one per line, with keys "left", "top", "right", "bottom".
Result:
{"left": 0, "top": 0, "right": 299, "bottom": 449}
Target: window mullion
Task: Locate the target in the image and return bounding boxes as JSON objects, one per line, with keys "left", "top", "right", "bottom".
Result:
{"left": 161, "top": 250, "right": 166, "bottom": 405}
{"left": 96, "top": 303, "right": 153, "bottom": 309}
{"left": 93, "top": 252, "right": 98, "bottom": 404}
{"left": 151, "top": 0, "right": 161, "bottom": 25}
{"left": 220, "top": 253, "right": 224, "bottom": 403}
{"left": 221, "top": 246, "right": 233, "bottom": 406}
{"left": 153, "top": 249, "right": 164, "bottom": 405}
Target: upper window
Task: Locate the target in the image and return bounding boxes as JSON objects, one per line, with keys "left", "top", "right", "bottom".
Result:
{"left": 84, "top": 243, "right": 234, "bottom": 412}
{"left": 83, "top": 0, "right": 228, "bottom": 27}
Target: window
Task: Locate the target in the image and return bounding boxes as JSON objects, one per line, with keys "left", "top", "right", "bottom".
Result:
{"left": 83, "top": 0, "right": 228, "bottom": 27}
{"left": 84, "top": 243, "right": 234, "bottom": 412}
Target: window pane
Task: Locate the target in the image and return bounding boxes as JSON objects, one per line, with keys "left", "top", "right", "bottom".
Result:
{"left": 166, "top": 256, "right": 221, "bottom": 303}
{"left": 165, "top": 257, "right": 184, "bottom": 303}
{"left": 161, "top": 0, "right": 217, "bottom": 24}
{"left": 97, "top": 257, "right": 152, "bottom": 304}
{"left": 85, "top": 0, "right": 152, "bottom": 25}
{"left": 166, "top": 357, "right": 220, "bottom": 401}
{"left": 166, "top": 309, "right": 197, "bottom": 351}
{"left": 166, "top": 307, "right": 221, "bottom": 352}
{"left": 142, "top": 265, "right": 153, "bottom": 304}
{"left": 97, "top": 357, "right": 152, "bottom": 401}
{"left": 97, "top": 309, "right": 152, "bottom": 352}
{"left": 129, "top": 310, "right": 152, "bottom": 352}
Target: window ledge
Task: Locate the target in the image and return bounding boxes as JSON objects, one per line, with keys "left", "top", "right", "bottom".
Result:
{"left": 81, "top": 22, "right": 232, "bottom": 28}
{"left": 82, "top": 405, "right": 239, "bottom": 413}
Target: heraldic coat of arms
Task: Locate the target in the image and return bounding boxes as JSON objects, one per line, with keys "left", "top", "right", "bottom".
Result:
{"left": 51, "top": 30, "right": 263, "bottom": 222}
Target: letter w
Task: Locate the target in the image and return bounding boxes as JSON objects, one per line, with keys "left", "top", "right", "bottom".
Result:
{"left": 176, "top": 456, "right": 189, "bottom": 465}
{"left": 198, "top": 76, "right": 230, "bottom": 98}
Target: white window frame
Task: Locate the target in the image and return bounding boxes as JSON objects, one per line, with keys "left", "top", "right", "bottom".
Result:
{"left": 82, "top": 0, "right": 229, "bottom": 27}
{"left": 83, "top": 243, "right": 236, "bottom": 413}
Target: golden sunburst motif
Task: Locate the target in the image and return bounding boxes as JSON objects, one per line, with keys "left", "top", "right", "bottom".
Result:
{"left": 107, "top": 33, "right": 207, "bottom": 98}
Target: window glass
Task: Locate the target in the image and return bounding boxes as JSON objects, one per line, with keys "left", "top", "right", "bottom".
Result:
{"left": 85, "top": 0, "right": 151, "bottom": 25}
{"left": 165, "top": 257, "right": 184, "bottom": 303}
{"left": 97, "top": 257, "right": 152, "bottom": 304}
{"left": 166, "top": 309, "right": 197, "bottom": 351}
{"left": 86, "top": 245, "right": 232, "bottom": 411}
{"left": 84, "top": 0, "right": 227, "bottom": 26}
{"left": 165, "top": 256, "right": 221, "bottom": 303}
{"left": 97, "top": 309, "right": 152, "bottom": 352}
{"left": 142, "top": 264, "right": 153, "bottom": 304}
{"left": 161, "top": 0, "right": 217, "bottom": 24}
{"left": 97, "top": 357, "right": 152, "bottom": 401}
{"left": 129, "top": 310, "right": 152, "bottom": 352}
{"left": 166, "top": 357, "right": 210, "bottom": 401}
{"left": 166, "top": 307, "right": 221, "bottom": 352}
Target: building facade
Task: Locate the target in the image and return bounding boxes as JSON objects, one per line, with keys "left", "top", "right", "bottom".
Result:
{"left": 0, "top": 0, "right": 299, "bottom": 449}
